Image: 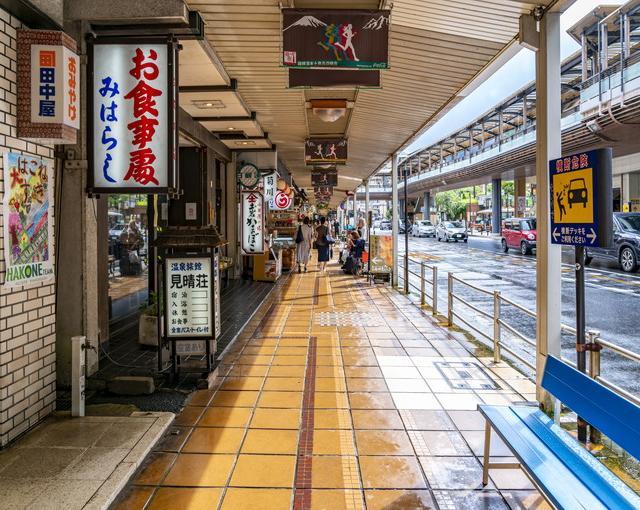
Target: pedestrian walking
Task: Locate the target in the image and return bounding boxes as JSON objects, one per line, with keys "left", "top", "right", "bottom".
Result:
{"left": 295, "top": 217, "right": 314, "bottom": 273}
{"left": 315, "top": 216, "right": 330, "bottom": 272}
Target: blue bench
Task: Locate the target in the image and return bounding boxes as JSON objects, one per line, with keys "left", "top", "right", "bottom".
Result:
{"left": 479, "top": 355, "right": 640, "bottom": 510}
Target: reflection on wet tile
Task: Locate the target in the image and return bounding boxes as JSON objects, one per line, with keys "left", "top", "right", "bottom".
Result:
{"left": 182, "top": 427, "right": 245, "bottom": 454}
{"left": 409, "top": 431, "right": 472, "bottom": 457}
{"left": 447, "top": 410, "right": 486, "bottom": 431}
{"left": 502, "top": 490, "right": 552, "bottom": 510}
{"left": 220, "top": 488, "right": 292, "bottom": 509}
{"left": 352, "top": 409, "right": 404, "bottom": 430}
{"left": 433, "top": 490, "right": 509, "bottom": 510}
{"left": 230, "top": 455, "right": 296, "bottom": 488}
{"left": 356, "top": 430, "right": 414, "bottom": 456}
{"left": 392, "top": 392, "right": 441, "bottom": 410}
{"left": 461, "top": 430, "right": 512, "bottom": 457}
{"left": 365, "top": 490, "right": 437, "bottom": 510}
{"left": 399, "top": 410, "right": 455, "bottom": 431}
{"left": 360, "top": 456, "right": 427, "bottom": 489}
{"left": 419, "top": 456, "right": 488, "bottom": 490}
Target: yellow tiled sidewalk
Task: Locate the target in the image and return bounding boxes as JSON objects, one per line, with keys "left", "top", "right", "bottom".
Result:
{"left": 113, "top": 261, "right": 549, "bottom": 510}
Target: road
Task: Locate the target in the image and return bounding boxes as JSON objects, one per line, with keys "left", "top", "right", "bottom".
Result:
{"left": 374, "top": 230, "right": 640, "bottom": 398}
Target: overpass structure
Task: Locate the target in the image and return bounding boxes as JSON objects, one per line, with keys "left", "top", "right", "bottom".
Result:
{"left": 356, "top": 0, "right": 640, "bottom": 218}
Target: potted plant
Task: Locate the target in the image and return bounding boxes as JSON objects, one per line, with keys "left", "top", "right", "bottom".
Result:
{"left": 139, "top": 291, "right": 162, "bottom": 346}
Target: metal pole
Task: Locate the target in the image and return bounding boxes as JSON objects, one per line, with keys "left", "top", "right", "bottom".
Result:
{"left": 404, "top": 165, "right": 409, "bottom": 294}
{"left": 432, "top": 266, "right": 438, "bottom": 315}
{"left": 392, "top": 154, "right": 399, "bottom": 287}
{"left": 587, "top": 329, "right": 602, "bottom": 444}
{"left": 575, "top": 245, "right": 587, "bottom": 443}
{"left": 493, "top": 291, "right": 501, "bottom": 363}
{"left": 447, "top": 272, "right": 453, "bottom": 326}
{"left": 420, "top": 262, "right": 426, "bottom": 306}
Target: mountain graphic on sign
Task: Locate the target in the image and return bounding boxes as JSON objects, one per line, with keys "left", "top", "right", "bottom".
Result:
{"left": 284, "top": 16, "right": 327, "bottom": 31}
{"left": 363, "top": 15, "right": 389, "bottom": 30}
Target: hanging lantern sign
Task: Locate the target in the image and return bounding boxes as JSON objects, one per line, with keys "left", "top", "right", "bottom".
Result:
{"left": 239, "top": 162, "right": 261, "bottom": 189}
{"left": 242, "top": 190, "right": 265, "bottom": 254}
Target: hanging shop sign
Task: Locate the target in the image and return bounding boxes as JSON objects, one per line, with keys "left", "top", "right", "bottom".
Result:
{"left": 89, "top": 37, "right": 178, "bottom": 193}
{"left": 166, "top": 256, "right": 212, "bottom": 338}
{"left": 263, "top": 172, "right": 278, "bottom": 202}
{"left": 17, "top": 29, "right": 80, "bottom": 144}
{"left": 238, "top": 162, "right": 261, "bottom": 189}
{"left": 242, "top": 190, "right": 265, "bottom": 254}
{"left": 549, "top": 148, "right": 612, "bottom": 247}
{"left": 311, "top": 168, "right": 338, "bottom": 186}
{"left": 3, "top": 152, "right": 55, "bottom": 287}
{"left": 282, "top": 9, "right": 390, "bottom": 70}
{"left": 271, "top": 190, "right": 293, "bottom": 210}
{"left": 305, "top": 138, "right": 347, "bottom": 164}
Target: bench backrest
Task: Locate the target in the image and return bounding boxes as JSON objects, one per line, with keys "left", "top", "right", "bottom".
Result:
{"left": 542, "top": 355, "right": 640, "bottom": 460}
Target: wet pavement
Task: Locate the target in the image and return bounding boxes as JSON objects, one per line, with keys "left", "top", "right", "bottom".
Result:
{"left": 396, "top": 234, "right": 640, "bottom": 397}
{"left": 112, "top": 259, "right": 549, "bottom": 509}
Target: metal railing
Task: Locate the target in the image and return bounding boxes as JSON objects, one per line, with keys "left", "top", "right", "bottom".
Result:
{"left": 397, "top": 262, "right": 640, "bottom": 406}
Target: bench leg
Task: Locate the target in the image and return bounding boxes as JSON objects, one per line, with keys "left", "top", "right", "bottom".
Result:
{"left": 482, "top": 419, "right": 491, "bottom": 486}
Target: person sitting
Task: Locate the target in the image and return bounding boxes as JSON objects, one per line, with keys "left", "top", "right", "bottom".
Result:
{"left": 349, "top": 231, "right": 366, "bottom": 274}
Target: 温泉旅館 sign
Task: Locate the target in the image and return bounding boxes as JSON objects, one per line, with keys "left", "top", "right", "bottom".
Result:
{"left": 3, "top": 152, "right": 55, "bottom": 287}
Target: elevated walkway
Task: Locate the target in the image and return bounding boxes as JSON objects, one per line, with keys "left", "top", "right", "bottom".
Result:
{"left": 113, "top": 258, "right": 549, "bottom": 509}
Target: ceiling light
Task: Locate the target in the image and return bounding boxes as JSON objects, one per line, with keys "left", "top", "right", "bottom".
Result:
{"left": 192, "top": 99, "right": 225, "bottom": 110}
{"left": 237, "top": 140, "right": 256, "bottom": 146}
{"left": 227, "top": 127, "right": 235, "bottom": 130}
{"left": 307, "top": 99, "right": 349, "bottom": 123}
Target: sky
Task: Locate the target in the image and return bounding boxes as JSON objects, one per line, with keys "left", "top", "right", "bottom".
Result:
{"left": 401, "top": 0, "right": 621, "bottom": 157}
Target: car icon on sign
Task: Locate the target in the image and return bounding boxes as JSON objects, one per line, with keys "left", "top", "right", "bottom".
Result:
{"left": 568, "top": 178, "right": 588, "bottom": 208}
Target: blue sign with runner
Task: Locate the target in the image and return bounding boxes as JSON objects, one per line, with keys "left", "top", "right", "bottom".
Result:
{"left": 549, "top": 148, "right": 612, "bottom": 247}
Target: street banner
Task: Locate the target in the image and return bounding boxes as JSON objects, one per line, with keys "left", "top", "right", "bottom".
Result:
{"left": 3, "top": 152, "right": 55, "bottom": 287}
{"left": 549, "top": 148, "right": 612, "bottom": 247}
{"left": 241, "top": 190, "right": 265, "bottom": 254}
{"left": 311, "top": 168, "right": 338, "bottom": 186}
{"left": 305, "top": 138, "right": 347, "bottom": 164}
{"left": 289, "top": 68, "right": 380, "bottom": 88}
{"left": 282, "top": 9, "right": 390, "bottom": 70}
{"left": 89, "top": 38, "right": 177, "bottom": 193}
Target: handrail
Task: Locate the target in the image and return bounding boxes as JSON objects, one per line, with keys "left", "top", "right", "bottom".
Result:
{"left": 396, "top": 265, "right": 640, "bottom": 403}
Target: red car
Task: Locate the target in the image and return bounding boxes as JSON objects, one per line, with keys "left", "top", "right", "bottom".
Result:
{"left": 501, "top": 217, "right": 537, "bottom": 255}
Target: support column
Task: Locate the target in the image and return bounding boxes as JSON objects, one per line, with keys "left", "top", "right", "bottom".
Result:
{"left": 491, "top": 178, "right": 502, "bottom": 234}
{"left": 423, "top": 191, "right": 431, "bottom": 220}
{"left": 535, "top": 11, "right": 562, "bottom": 405}
{"left": 225, "top": 154, "right": 239, "bottom": 278}
{"left": 365, "top": 179, "right": 370, "bottom": 224}
{"left": 352, "top": 190, "right": 357, "bottom": 225}
{"left": 515, "top": 176, "right": 527, "bottom": 217}
{"left": 392, "top": 154, "right": 399, "bottom": 287}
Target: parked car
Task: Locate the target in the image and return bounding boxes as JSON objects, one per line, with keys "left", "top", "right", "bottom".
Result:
{"left": 412, "top": 220, "right": 436, "bottom": 237}
{"left": 436, "top": 221, "right": 468, "bottom": 242}
{"left": 379, "top": 220, "right": 392, "bottom": 231}
{"left": 585, "top": 212, "right": 640, "bottom": 272}
{"left": 501, "top": 217, "right": 537, "bottom": 255}
{"left": 399, "top": 219, "right": 411, "bottom": 234}
{"left": 109, "top": 223, "right": 126, "bottom": 240}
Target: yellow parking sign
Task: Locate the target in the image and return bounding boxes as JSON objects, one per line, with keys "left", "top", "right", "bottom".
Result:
{"left": 551, "top": 167, "right": 593, "bottom": 224}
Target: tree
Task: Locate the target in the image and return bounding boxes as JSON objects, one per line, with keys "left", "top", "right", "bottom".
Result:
{"left": 435, "top": 190, "right": 467, "bottom": 220}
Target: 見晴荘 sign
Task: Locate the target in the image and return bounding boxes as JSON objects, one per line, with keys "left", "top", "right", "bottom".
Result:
{"left": 166, "top": 257, "right": 212, "bottom": 338}
{"left": 242, "top": 190, "right": 265, "bottom": 254}
{"left": 549, "top": 149, "right": 612, "bottom": 247}
{"left": 92, "top": 42, "right": 171, "bottom": 191}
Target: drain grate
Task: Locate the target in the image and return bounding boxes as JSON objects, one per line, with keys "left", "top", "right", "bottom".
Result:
{"left": 313, "top": 311, "right": 385, "bottom": 327}
{"left": 434, "top": 360, "right": 502, "bottom": 390}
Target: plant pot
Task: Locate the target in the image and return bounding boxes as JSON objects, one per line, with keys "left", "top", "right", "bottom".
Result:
{"left": 139, "top": 313, "right": 161, "bottom": 347}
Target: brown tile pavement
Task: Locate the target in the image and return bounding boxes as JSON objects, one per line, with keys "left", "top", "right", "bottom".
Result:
{"left": 111, "top": 260, "right": 549, "bottom": 510}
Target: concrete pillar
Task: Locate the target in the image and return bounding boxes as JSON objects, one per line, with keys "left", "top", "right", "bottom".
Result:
{"left": 352, "top": 190, "right": 358, "bottom": 224}
{"left": 423, "top": 191, "right": 431, "bottom": 220}
{"left": 225, "top": 155, "right": 239, "bottom": 278}
{"left": 491, "top": 178, "right": 502, "bottom": 234}
{"left": 515, "top": 177, "right": 527, "bottom": 217}
{"left": 392, "top": 154, "right": 399, "bottom": 287}
{"left": 535, "top": 11, "right": 562, "bottom": 405}
{"left": 365, "top": 179, "right": 370, "bottom": 223}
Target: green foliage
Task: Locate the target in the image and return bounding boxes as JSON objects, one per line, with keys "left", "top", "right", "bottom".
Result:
{"left": 435, "top": 190, "right": 468, "bottom": 220}
{"left": 140, "top": 291, "right": 162, "bottom": 317}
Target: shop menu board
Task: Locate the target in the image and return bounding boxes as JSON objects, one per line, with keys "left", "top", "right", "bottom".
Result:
{"left": 166, "top": 257, "right": 212, "bottom": 338}
{"left": 369, "top": 234, "right": 392, "bottom": 273}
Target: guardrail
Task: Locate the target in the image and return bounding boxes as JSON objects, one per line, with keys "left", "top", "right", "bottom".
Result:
{"left": 397, "top": 258, "right": 640, "bottom": 406}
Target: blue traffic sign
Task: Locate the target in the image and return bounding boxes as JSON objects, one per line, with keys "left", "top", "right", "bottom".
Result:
{"left": 549, "top": 149, "right": 612, "bottom": 248}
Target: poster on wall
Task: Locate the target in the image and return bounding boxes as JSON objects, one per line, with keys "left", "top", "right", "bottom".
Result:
{"left": 369, "top": 234, "right": 393, "bottom": 273}
{"left": 241, "top": 190, "right": 265, "bottom": 254}
{"left": 3, "top": 152, "right": 55, "bottom": 287}
{"left": 89, "top": 37, "right": 177, "bottom": 193}
{"left": 166, "top": 256, "right": 212, "bottom": 338}
{"left": 282, "top": 9, "right": 390, "bottom": 70}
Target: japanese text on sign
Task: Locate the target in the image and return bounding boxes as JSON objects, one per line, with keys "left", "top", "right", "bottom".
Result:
{"left": 166, "top": 257, "right": 212, "bottom": 337}
{"left": 93, "top": 43, "right": 169, "bottom": 190}
{"left": 242, "top": 191, "right": 265, "bottom": 255}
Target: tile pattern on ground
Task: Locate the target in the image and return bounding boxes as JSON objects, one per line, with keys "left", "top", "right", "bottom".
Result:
{"left": 113, "top": 260, "right": 542, "bottom": 509}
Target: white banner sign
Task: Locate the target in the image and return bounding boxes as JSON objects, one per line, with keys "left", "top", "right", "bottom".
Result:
{"left": 166, "top": 257, "right": 212, "bottom": 338}
{"left": 263, "top": 173, "right": 277, "bottom": 202}
{"left": 92, "top": 43, "right": 169, "bottom": 190}
{"left": 242, "top": 190, "right": 265, "bottom": 254}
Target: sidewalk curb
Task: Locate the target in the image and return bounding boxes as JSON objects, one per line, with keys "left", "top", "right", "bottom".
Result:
{"left": 84, "top": 412, "right": 174, "bottom": 510}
